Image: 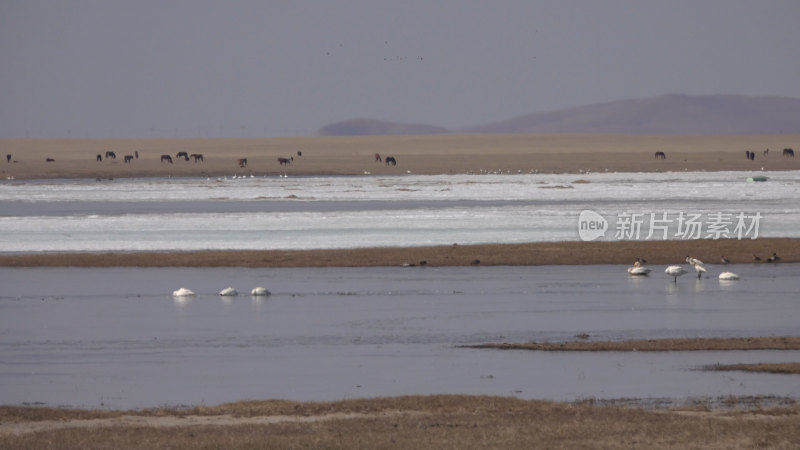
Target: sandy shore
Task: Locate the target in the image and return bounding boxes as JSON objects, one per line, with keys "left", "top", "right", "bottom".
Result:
{"left": 1, "top": 238, "right": 796, "bottom": 267}
{"left": 2, "top": 133, "right": 800, "bottom": 179}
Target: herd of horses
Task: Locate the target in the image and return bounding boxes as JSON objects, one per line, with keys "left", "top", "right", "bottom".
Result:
{"left": 654, "top": 148, "right": 795, "bottom": 159}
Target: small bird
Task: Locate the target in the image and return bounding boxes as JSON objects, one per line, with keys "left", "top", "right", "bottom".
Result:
{"left": 753, "top": 254, "right": 762, "bottom": 262}
{"left": 767, "top": 252, "right": 780, "bottom": 263}
{"left": 720, "top": 256, "right": 730, "bottom": 264}
{"left": 665, "top": 265, "right": 688, "bottom": 283}
{"left": 470, "top": 259, "right": 481, "bottom": 265}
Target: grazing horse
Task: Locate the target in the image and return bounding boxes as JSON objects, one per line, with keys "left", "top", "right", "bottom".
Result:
{"left": 96, "top": 154, "right": 102, "bottom": 162}
{"left": 278, "top": 157, "right": 293, "bottom": 165}
{"left": 176, "top": 151, "right": 189, "bottom": 161}
{"left": 190, "top": 153, "right": 204, "bottom": 163}
{"left": 385, "top": 156, "right": 397, "bottom": 166}
{"left": 238, "top": 158, "right": 248, "bottom": 167}
{"left": 375, "top": 153, "right": 382, "bottom": 162}
{"left": 161, "top": 154, "right": 173, "bottom": 164}
{"left": 105, "top": 151, "right": 116, "bottom": 159}
{"left": 124, "top": 155, "right": 134, "bottom": 163}
{"left": 654, "top": 151, "right": 666, "bottom": 159}
{"left": 783, "top": 148, "right": 795, "bottom": 157}
{"left": 6, "top": 154, "right": 10, "bottom": 163}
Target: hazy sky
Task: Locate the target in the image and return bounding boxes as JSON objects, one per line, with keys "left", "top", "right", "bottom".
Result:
{"left": 2, "top": 1, "right": 799, "bottom": 138}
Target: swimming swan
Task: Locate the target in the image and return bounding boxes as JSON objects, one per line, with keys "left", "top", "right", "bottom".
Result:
{"left": 219, "top": 286, "right": 238, "bottom": 296}
{"left": 627, "top": 266, "right": 651, "bottom": 275}
{"left": 251, "top": 286, "right": 271, "bottom": 296}
{"left": 172, "top": 287, "right": 196, "bottom": 297}
{"left": 718, "top": 272, "right": 740, "bottom": 280}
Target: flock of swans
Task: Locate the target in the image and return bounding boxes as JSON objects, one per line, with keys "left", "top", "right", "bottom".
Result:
{"left": 172, "top": 286, "right": 271, "bottom": 297}
{"left": 629, "top": 256, "right": 740, "bottom": 282}
{"left": 170, "top": 253, "right": 760, "bottom": 298}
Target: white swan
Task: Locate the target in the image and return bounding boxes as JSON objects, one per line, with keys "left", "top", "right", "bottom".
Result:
{"left": 665, "top": 265, "right": 688, "bottom": 283}
{"left": 251, "top": 286, "right": 271, "bottom": 296}
{"left": 172, "top": 287, "right": 196, "bottom": 297}
{"left": 719, "top": 272, "right": 740, "bottom": 280}
{"left": 685, "top": 256, "right": 707, "bottom": 279}
{"left": 627, "top": 266, "right": 651, "bottom": 276}
{"left": 219, "top": 286, "right": 238, "bottom": 296}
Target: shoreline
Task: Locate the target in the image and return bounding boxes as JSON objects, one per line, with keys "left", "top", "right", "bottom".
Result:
{"left": 1, "top": 238, "right": 796, "bottom": 267}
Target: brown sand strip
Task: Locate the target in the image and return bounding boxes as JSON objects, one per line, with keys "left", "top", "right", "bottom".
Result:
{"left": 463, "top": 336, "right": 800, "bottom": 352}
{"left": 706, "top": 363, "right": 800, "bottom": 375}
{"left": 3, "top": 134, "right": 800, "bottom": 180}
{"left": 0, "top": 411, "right": 420, "bottom": 436}
{"left": 1, "top": 238, "right": 796, "bottom": 267}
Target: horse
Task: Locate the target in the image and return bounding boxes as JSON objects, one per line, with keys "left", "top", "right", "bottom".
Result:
{"left": 278, "top": 157, "right": 293, "bottom": 166}
{"left": 238, "top": 158, "right": 248, "bottom": 167}
{"left": 105, "top": 151, "right": 116, "bottom": 159}
{"left": 750, "top": 151, "right": 755, "bottom": 160}
{"left": 375, "top": 153, "right": 382, "bottom": 162}
{"left": 176, "top": 151, "right": 189, "bottom": 161}
{"left": 135, "top": 151, "right": 139, "bottom": 159}
{"left": 654, "top": 151, "right": 666, "bottom": 159}
{"left": 385, "top": 156, "right": 397, "bottom": 166}
{"left": 190, "top": 153, "right": 204, "bottom": 163}
{"left": 763, "top": 148, "right": 769, "bottom": 157}
{"left": 6, "top": 154, "right": 10, "bottom": 163}
{"left": 161, "top": 154, "right": 173, "bottom": 164}
{"left": 96, "top": 154, "right": 102, "bottom": 162}
{"left": 783, "top": 148, "right": 795, "bottom": 157}
{"left": 124, "top": 155, "right": 134, "bottom": 163}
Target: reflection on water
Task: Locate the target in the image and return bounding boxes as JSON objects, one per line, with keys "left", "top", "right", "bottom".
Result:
{"left": 1, "top": 264, "right": 799, "bottom": 409}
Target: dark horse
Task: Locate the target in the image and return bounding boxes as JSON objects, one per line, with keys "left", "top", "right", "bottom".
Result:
{"left": 176, "top": 151, "right": 189, "bottom": 161}
{"left": 375, "top": 153, "right": 382, "bottom": 162}
{"left": 783, "top": 148, "right": 795, "bottom": 157}
{"left": 654, "top": 151, "right": 666, "bottom": 159}
{"left": 190, "top": 153, "right": 204, "bottom": 163}
{"left": 6, "top": 154, "right": 11, "bottom": 163}
{"left": 385, "top": 156, "right": 397, "bottom": 166}
{"left": 161, "top": 154, "right": 173, "bottom": 164}
{"left": 238, "top": 158, "right": 248, "bottom": 167}
{"left": 124, "top": 155, "right": 134, "bottom": 163}
{"left": 96, "top": 154, "right": 102, "bottom": 162}
{"left": 278, "top": 157, "right": 293, "bottom": 165}
{"left": 105, "top": 151, "right": 116, "bottom": 159}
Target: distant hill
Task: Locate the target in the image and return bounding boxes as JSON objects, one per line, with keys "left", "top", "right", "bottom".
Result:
{"left": 317, "top": 118, "right": 448, "bottom": 136}
{"left": 317, "top": 94, "right": 800, "bottom": 136}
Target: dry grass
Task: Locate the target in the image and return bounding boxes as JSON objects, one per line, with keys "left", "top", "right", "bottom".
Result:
{"left": 0, "top": 238, "right": 798, "bottom": 267}
{"left": 1, "top": 395, "right": 799, "bottom": 449}
{"left": 463, "top": 336, "right": 800, "bottom": 352}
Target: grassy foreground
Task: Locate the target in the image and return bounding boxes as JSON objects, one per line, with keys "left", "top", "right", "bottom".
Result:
{"left": 1, "top": 395, "right": 799, "bottom": 449}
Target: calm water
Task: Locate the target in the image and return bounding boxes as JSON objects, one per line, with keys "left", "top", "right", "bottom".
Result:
{"left": 1, "top": 264, "right": 798, "bottom": 409}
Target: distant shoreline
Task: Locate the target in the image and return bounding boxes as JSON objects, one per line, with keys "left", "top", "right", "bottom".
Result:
{"left": 2, "top": 134, "right": 800, "bottom": 180}
{"left": 1, "top": 238, "right": 796, "bottom": 267}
